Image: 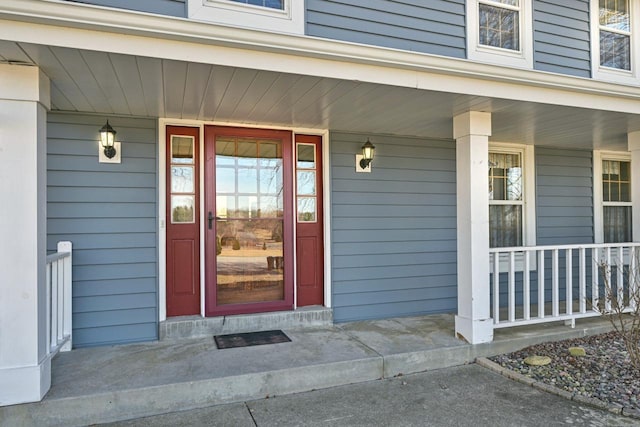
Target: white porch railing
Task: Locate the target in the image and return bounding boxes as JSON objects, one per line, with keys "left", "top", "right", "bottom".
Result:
{"left": 489, "top": 242, "right": 640, "bottom": 329}
{"left": 46, "top": 241, "right": 73, "bottom": 355}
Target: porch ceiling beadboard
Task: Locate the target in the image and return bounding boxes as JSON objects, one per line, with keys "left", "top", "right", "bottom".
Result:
{"left": 47, "top": 113, "right": 158, "bottom": 348}
{"left": 330, "top": 132, "right": 457, "bottom": 322}
{"left": 0, "top": 40, "right": 638, "bottom": 150}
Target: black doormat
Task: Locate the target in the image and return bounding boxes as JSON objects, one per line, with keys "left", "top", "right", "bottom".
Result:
{"left": 214, "top": 330, "right": 291, "bottom": 349}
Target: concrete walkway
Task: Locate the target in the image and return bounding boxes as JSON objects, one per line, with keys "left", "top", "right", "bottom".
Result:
{"left": 0, "top": 314, "right": 617, "bottom": 426}
{"left": 100, "top": 364, "right": 636, "bottom": 427}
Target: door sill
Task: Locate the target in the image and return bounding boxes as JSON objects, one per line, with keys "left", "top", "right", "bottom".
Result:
{"left": 160, "top": 306, "right": 332, "bottom": 341}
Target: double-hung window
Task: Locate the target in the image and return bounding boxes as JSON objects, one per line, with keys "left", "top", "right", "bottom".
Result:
{"left": 467, "top": 0, "right": 533, "bottom": 68}
{"left": 489, "top": 150, "right": 524, "bottom": 247}
{"left": 592, "top": 0, "right": 639, "bottom": 82}
{"left": 594, "top": 152, "right": 633, "bottom": 243}
{"left": 602, "top": 158, "right": 632, "bottom": 243}
{"left": 188, "top": 0, "right": 304, "bottom": 34}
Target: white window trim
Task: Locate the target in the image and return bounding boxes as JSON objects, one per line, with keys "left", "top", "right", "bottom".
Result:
{"left": 187, "top": 0, "right": 304, "bottom": 35}
{"left": 489, "top": 143, "right": 536, "bottom": 272}
{"left": 467, "top": 0, "right": 533, "bottom": 69}
{"left": 593, "top": 150, "right": 632, "bottom": 243}
{"left": 590, "top": 0, "right": 640, "bottom": 84}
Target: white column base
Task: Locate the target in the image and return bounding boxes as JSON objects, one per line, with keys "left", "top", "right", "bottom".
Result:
{"left": 455, "top": 315, "right": 494, "bottom": 344}
{"left": 0, "top": 356, "right": 51, "bottom": 406}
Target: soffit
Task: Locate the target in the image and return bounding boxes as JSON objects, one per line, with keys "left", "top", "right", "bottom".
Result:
{"left": 0, "top": 40, "right": 637, "bottom": 151}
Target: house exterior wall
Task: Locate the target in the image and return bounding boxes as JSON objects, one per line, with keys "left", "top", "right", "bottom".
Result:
{"left": 47, "top": 113, "right": 158, "bottom": 348}
{"left": 535, "top": 147, "right": 594, "bottom": 245}
{"left": 533, "top": 0, "right": 591, "bottom": 78}
{"left": 306, "top": 0, "right": 466, "bottom": 58}
{"left": 64, "top": 0, "right": 186, "bottom": 17}
{"left": 330, "top": 132, "right": 458, "bottom": 322}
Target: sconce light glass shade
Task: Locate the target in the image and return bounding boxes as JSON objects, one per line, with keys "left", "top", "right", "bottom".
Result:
{"left": 359, "top": 139, "right": 375, "bottom": 169}
{"left": 100, "top": 120, "right": 117, "bottom": 159}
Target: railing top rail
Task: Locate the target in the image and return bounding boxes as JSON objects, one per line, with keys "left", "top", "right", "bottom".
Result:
{"left": 46, "top": 251, "right": 71, "bottom": 263}
{"left": 489, "top": 242, "right": 640, "bottom": 253}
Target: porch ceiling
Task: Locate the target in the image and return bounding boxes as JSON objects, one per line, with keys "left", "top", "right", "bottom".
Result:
{"left": 1, "top": 40, "right": 638, "bottom": 151}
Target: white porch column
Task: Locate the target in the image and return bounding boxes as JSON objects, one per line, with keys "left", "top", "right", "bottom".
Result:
{"left": 453, "top": 111, "right": 493, "bottom": 344}
{"left": 0, "top": 64, "right": 51, "bottom": 405}
{"left": 629, "top": 131, "right": 640, "bottom": 242}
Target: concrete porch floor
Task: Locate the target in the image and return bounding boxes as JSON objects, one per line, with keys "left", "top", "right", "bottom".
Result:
{"left": 0, "top": 313, "right": 615, "bottom": 427}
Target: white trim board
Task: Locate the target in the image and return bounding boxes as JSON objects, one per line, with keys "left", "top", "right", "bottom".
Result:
{"left": 4, "top": 1, "right": 640, "bottom": 114}
{"left": 157, "top": 119, "right": 332, "bottom": 322}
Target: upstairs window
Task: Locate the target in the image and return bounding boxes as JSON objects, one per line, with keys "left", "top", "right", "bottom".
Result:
{"left": 228, "top": 0, "right": 284, "bottom": 10}
{"left": 467, "top": 0, "right": 533, "bottom": 68}
{"left": 599, "top": 0, "right": 631, "bottom": 70}
{"left": 591, "top": 0, "right": 639, "bottom": 83}
{"left": 479, "top": 0, "right": 520, "bottom": 51}
{"left": 188, "top": 0, "right": 304, "bottom": 34}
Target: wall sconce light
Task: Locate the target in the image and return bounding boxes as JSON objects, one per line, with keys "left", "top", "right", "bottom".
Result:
{"left": 99, "top": 120, "right": 121, "bottom": 163}
{"left": 356, "top": 138, "right": 375, "bottom": 173}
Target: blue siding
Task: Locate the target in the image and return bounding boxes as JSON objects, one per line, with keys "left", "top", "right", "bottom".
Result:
{"left": 536, "top": 147, "right": 594, "bottom": 245}
{"left": 65, "top": 0, "right": 186, "bottom": 17}
{"left": 331, "top": 132, "right": 457, "bottom": 322}
{"left": 533, "top": 0, "right": 591, "bottom": 77}
{"left": 306, "top": 0, "right": 466, "bottom": 58}
{"left": 47, "top": 113, "right": 158, "bottom": 348}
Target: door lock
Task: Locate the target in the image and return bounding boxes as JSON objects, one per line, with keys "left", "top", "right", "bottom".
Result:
{"left": 208, "top": 212, "right": 214, "bottom": 229}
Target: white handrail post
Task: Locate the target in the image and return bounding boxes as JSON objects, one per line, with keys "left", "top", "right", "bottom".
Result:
{"left": 552, "top": 249, "right": 559, "bottom": 317}
{"left": 617, "top": 246, "right": 624, "bottom": 310}
{"left": 631, "top": 246, "right": 638, "bottom": 312}
{"left": 492, "top": 253, "right": 500, "bottom": 324}
{"left": 58, "top": 241, "right": 73, "bottom": 352}
{"left": 592, "top": 247, "right": 599, "bottom": 312}
{"left": 508, "top": 251, "right": 515, "bottom": 322}
{"left": 579, "top": 247, "right": 586, "bottom": 313}
{"left": 566, "top": 248, "right": 572, "bottom": 316}
{"left": 523, "top": 249, "right": 531, "bottom": 320}
{"left": 538, "top": 249, "right": 545, "bottom": 319}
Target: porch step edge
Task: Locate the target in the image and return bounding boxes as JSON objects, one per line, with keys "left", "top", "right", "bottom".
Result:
{"left": 159, "top": 307, "right": 333, "bottom": 341}
{"left": 0, "top": 356, "right": 381, "bottom": 427}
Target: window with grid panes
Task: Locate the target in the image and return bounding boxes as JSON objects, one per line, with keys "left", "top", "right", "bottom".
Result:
{"left": 602, "top": 159, "right": 632, "bottom": 243}
{"left": 489, "top": 151, "right": 523, "bottom": 247}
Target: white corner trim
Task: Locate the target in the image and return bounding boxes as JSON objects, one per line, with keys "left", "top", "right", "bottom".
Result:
{"left": 466, "top": 0, "right": 534, "bottom": 69}
{"left": 187, "top": 0, "right": 304, "bottom": 35}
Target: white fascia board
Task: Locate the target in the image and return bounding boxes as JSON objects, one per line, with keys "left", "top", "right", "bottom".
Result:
{"left": 4, "top": 1, "right": 640, "bottom": 114}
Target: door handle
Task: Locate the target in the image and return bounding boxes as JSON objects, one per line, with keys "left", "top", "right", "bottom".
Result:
{"left": 208, "top": 212, "right": 214, "bottom": 229}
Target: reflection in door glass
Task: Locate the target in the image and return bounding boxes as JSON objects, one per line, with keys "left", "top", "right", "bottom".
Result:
{"left": 215, "top": 137, "right": 284, "bottom": 305}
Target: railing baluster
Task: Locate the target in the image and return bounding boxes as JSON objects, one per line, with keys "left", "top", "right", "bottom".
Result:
{"left": 566, "top": 248, "right": 572, "bottom": 315}
{"left": 593, "top": 247, "right": 599, "bottom": 312}
{"left": 605, "top": 247, "right": 612, "bottom": 312}
{"left": 523, "top": 250, "right": 530, "bottom": 320}
{"left": 508, "top": 251, "right": 515, "bottom": 322}
{"left": 579, "top": 247, "right": 586, "bottom": 313}
{"left": 617, "top": 246, "right": 624, "bottom": 310}
{"left": 46, "top": 263, "right": 52, "bottom": 355}
{"left": 50, "top": 261, "right": 58, "bottom": 351}
{"left": 493, "top": 253, "right": 500, "bottom": 324}
{"left": 538, "top": 249, "right": 545, "bottom": 319}
{"left": 631, "top": 246, "right": 638, "bottom": 312}
{"left": 552, "top": 249, "right": 559, "bottom": 317}
{"left": 57, "top": 259, "right": 64, "bottom": 342}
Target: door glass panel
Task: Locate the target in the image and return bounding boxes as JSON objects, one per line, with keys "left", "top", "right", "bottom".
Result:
{"left": 171, "top": 136, "right": 194, "bottom": 164}
{"left": 171, "top": 166, "right": 194, "bottom": 193}
{"left": 297, "top": 144, "right": 315, "bottom": 168}
{"left": 297, "top": 197, "right": 316, "bottom": 222}
{"left": 297, "top": 171, "right": 316, "bottom": 196}
{"left": 215, "top": 137, "right": 284, "bottom": 305}
{"left": 171, "top": 195, "right": 194, "bottom": 223}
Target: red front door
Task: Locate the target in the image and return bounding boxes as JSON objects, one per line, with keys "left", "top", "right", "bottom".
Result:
{"left": 295, "top": 135, "right": 325, "bottom": 306}
{"left": 204, "top": 126, "right": 294, "bottom": 316}
{"left": 165, "top": 126, "right": 201, "bottom": 316}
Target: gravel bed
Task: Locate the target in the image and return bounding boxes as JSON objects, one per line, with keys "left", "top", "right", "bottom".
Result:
{"left": 489, "top": 332, "right": 640, "bottom": 411}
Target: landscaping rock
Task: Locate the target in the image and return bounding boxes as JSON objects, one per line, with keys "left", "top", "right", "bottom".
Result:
{"left": 524, "top": 355, "right": 552, "bottom": 366}
{"left": 568, "top": 347, "right": 586, "bottom": 357}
